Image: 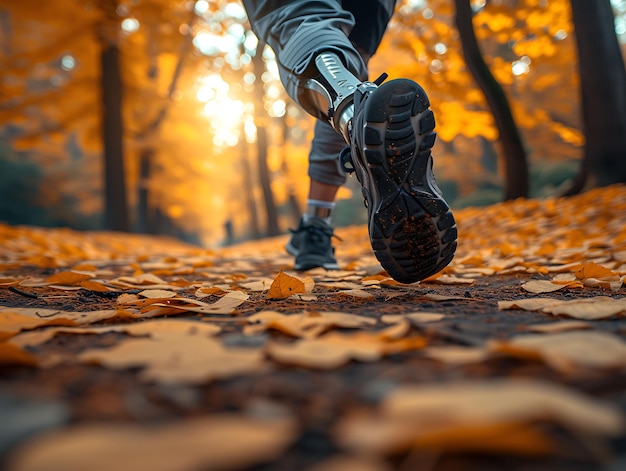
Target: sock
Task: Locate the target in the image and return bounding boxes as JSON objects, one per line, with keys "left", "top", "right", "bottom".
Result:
{"left": 303, "top": 199, "right": 335, "bottom": 225}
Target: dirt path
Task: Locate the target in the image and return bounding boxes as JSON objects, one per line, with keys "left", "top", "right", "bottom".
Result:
{"left": 1, "top": 186, "right": 626, "bottom": 470}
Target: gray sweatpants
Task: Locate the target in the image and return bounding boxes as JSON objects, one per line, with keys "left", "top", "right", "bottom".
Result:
{"left": 242, "top": 0, "right": 397, "bottom": 186}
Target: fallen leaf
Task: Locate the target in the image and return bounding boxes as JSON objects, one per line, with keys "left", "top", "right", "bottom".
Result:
{"left": 381, "top": 312, "right": 445, "bottom": 325}
{"left": 244, "top": 311, "right": 376, "bottom": 339}
{"left": 424, "top": 275, "right": 475, "bottom": 285}
{"left": 7, "top": 415, "right": 296, "bottom": 471}
{"left": 267, "top": 271, "right": 312, "bottom": 299}
{"left": 0, "top": 277, "right": 25, "bottom": 287}
{"left": 490, "top": 331, "right": 626, "bottom": 373}
{"left": 521, "top": 280, "right": 583, "bottom": 294}
{"left": 44, "top": 271, "right": 93, "bottom": 286}
{"left": 153, "top": 291, "right": 249, "bottom": 315}
{"left": 575, "top": 262, "right": 617, "bottom": 280}
{"left": 266, "top": 331, "right": 426, "bottom": 369}
{"left": 423, "top": 346, "right": 490, "bottom": 364}
{"left": 336, "top": 289, "right": 375, "bottom": 300}
{"left": 194, "top": 286, "right": 229, "bottom": 298}
{"left": 9, "top": 319, "right": 221, "bottom": 349}
{"left": 582, "top": 277, "right": 622, "bottom": 291}
{"left": 238, "top": 278, "right": 274, "bottom": 291}
{"left": 0, "top": 311, "right": 78, "bottom": 341}
{"left": 377, "top": 318, "right": 411, "bottom": 340}
{"left": 138, "top": 289, "right": 178, "bottom": 299}
{"left": 79, "top": 335, "right": 266, "bottom": 384}
{"left": 521, "top": 321, "right": 591, "bottom": 333}
{"left": 0, "top": 342, "right": 38, "bottom": 366}
{"left": 0, "top": 307, "right": 130, "bottom": 325}
{"left": 334, "top": 379, "right": 624, "bottom": 456}
{"left": 78, "top": 280, "right": 112, "bottom": 292}
{"left": 498, "top": 298, "right": 564, "bottom": 311}
{"left": 542, "top": 296, "right": 626, "bottom": 320}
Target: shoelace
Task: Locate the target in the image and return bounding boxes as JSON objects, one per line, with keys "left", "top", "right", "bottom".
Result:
{"left": 290, "top": 224, "right": 342, "bottom": 243}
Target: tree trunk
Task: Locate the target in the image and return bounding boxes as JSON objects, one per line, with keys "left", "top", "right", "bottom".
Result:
{"left": 252, "top": 44, "right": 280, "bottom": 236}
{"left": 281, "top": 108, "right": 302, "bottom": 226}
{"left": 136, "top": 148, "right": 156, "bottom": 234}
{"left": 100, "top": 41, "right": 130, "bottom": 231}
{"left": 134, "top": 8, "right": 196, "bottom": 233}
{"left": 239, "top": 123, "right": 261, "bottom": 239}
{"left": 567, "top": 0, "right": 626, "bottom": 192}
{"left": 256, "top": 125, "right": 280, "bottom": 236}
{"left": 454, "top": 0, "right": 529, "bottom": 200}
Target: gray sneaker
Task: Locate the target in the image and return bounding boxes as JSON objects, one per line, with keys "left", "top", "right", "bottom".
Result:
{"left": 286, "top": 217, "right": 340, "bottom": 271}
{"left": 342, "top": 78, "right": 457, "bottom": 283}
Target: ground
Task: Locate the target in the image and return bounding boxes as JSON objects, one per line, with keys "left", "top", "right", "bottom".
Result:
{"left": 1, "top": 185, "right": 626, "bottom": 471}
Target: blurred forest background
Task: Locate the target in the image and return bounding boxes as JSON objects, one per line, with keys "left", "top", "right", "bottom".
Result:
{"left": 1, "top": 0, "right": 625, "bottom": 247}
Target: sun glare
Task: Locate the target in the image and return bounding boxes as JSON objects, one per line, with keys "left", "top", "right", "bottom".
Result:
{"left": 197, "top": 74, "right": 246, "bottom": 147}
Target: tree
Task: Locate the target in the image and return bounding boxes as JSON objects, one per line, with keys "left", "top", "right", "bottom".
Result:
{"left": 454, "top": 0, "right": 529, "bottom": 200}
{"left": 379, "top": 0, "right": 583, "bottom": 201}
{"left": 566, "top": 0, "right": 626, "bottom": 194}
{"left": 251, "top": 44, "right": 280, "bottom": 237}
{"left": 98, "top": 0, "right": 130, "bottom": 232}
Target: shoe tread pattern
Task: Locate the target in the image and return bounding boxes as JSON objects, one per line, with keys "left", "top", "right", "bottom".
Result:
{"left": 359, "top": 79, "right": 457, "bottom": 283}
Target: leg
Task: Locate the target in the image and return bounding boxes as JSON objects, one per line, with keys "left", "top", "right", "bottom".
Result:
{"left": 243, "top": 0, "right": 457, "bottom": 281}
{"left": 285, "top": 120, "right": 344, "bottom": 269}
{"left": 243, "top": 0, "right": 396, "bottom": 139}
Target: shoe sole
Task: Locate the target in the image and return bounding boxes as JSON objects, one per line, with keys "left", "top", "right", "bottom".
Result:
{"left": 357, "top": 79, "right": 457, "bottom": 283}
{"left": 294, "top": 257, "right": 340, "bottom": 271}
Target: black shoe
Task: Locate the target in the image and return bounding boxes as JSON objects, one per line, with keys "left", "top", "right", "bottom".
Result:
{"left": 286, "top": 217, "right": 340, "bottom": 271}
{"left": 344, "top": 78, "right": 457, "bottom": 283}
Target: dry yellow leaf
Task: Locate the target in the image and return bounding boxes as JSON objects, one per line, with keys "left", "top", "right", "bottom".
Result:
{"left": 153, "top": 291, "right": 249, "bottom": 315}
{"left": 0, "top": 311, "right": 78, "bottom": 340}
{"left": 267, "top": 271, "right": 312, "bottom": 299}
{"left": 582, "top": 277, "right": 622, "bottom": 291}
{"left": 575, "top": 261, "right": 617, "bottom": 280}
{"left": 9, "top": 320, "right": 221, "bottom": 349}
{"left": 245, "top": 311, "right": 376, "bottom": 339}
{"left": 138, "top": 289, "right": 178, "bottom": 299}
{"left": 522, "top": 321, "right": 591, "bottom": 333}
{"left": 0, "top": 342, "right": 38, "bottom": 366}
{"left": 0, "top": 277, "right": 24, "bottom": 287}
{"left": 423, "top": 346, "right": 490, "bottom": 364}
{"left": 0, "top": 306, "right": 131, "bottom": 326}
{"left": 78, "top": 280, "right": 112, "bottom": 292}
{"left": 522, "top": 279, "right": 583, "bottom": 294}
{"left": 424, "top": 275, "right": 475, "bottom": 285}
{"left": 490, "top": 331, "right": 626, "bottom": 373}
{"left": 377, "top": 318, "right": 411, "bottom": 340}
{"left": 498, "top": 298, "right": 563, "bottom": 311}
{"left": 7, "top": 414, "right": 296, "bottom": 471}
{"left": 266, "top": 331, "right": 426, "bottom": 369}
{"left": 44, "top": 271, "right": 93, "bottom": 286}
{"left": 79, "top": 335, "right": 265, "bottom": 384}
{"left": 336, "top": 289, "right": 375, "bottom": 300}
{"left": 542, "top": 296, "right": 626, "bottom": 320}
{"left": 334, "top": 379, "right": 624, "bottom": 456}
{"left": 406, "top": 312, "right": 446, "bottom": 324}
{"left": 237, "top": 278, "right": 274, "bottom": 291}
{"left": 194, "top": 286, "right": 228, "bottom": 298}
{"left": 381, "top": 312, "right": 445, "bottom": 325}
